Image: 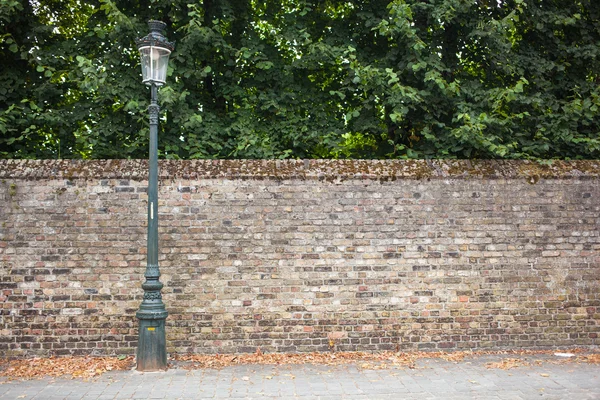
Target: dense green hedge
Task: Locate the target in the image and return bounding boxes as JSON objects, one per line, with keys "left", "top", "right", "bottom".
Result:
{"left": 1, "top": 0, "right": 599, "bottom": 159}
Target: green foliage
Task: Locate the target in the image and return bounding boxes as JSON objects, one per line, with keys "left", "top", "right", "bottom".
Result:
{"left": 1, "top": 0, "right": 599, "bottom": 159}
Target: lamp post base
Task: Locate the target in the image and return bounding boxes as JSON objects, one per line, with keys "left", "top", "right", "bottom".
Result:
{"left": 136, "top": 316, "right": 168, "bottom": 371}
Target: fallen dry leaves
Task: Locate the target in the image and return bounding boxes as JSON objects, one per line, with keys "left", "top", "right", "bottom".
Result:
{"left": 485, "top": 358, "right": 530, "bottom": 370}
{"left": 171, "top": 348, "right": 597, "bottom": 371}
{"left": 171, "top": 349, "right": 470, "bottom": 370}
{"left": 1, "top": 348, "right": 598, "bottom": 380}
{"left": 483, "top": 349, "right": 600, "bottom": 370}
{"left": 0, "top": 356, "right": 134, "bottom": 380}
{"left": 580, "top": 354, "right": 600, "bottom": 364}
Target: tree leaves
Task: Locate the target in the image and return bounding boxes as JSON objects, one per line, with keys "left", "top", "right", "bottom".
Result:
{"left": 0, "top": 0, "right": 598, "bottom": 160}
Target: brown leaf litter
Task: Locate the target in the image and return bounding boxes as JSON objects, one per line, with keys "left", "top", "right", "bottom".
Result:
{"left": 171, "top": 349, "right": 469, "bottom": 371}
{"left": 1, "top": 349, "right": 598, "bottom": 380}
{"left": 0, "top": 356, "right": 134, "bottom": 381}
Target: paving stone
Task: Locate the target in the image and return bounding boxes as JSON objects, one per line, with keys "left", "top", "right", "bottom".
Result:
{"left": 1, "top": 356, "right": 600, "bottom": 400}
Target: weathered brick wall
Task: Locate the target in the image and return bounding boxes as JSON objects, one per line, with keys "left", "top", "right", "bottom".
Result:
{"left": 1, "top": 160, "right": 599, "bottom": 357}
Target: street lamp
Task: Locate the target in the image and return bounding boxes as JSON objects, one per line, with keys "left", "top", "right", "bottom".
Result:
{"left": 135, "top": 20, "right": 174, "bottom": 372}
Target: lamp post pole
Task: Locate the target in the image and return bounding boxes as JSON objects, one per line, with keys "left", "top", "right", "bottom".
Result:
{"left": 135, "top": 21, "right": 174, "bottom": 372}
{"left": 136, "top": 82, "right": 168, "bottom": 371}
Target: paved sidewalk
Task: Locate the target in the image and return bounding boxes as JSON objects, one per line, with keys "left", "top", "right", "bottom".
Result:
{"left": 0, "top": 355, "right": 598, "bottom": 399}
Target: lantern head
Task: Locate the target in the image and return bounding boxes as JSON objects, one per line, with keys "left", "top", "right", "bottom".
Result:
{"left": 136, "top": 20, "right": 175, "bottom": 86}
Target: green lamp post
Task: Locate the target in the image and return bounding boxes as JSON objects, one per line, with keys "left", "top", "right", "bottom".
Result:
{"left": 135, "top": 20, "right": 174, "bottom": 372}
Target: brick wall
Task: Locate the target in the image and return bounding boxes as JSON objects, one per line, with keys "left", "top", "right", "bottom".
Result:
{"left": 1, "top": 160, "right": 599, "bottom": 357}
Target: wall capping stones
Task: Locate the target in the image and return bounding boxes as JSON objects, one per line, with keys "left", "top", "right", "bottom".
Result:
{"left": 1, "top": 159, "right": 599, "bottom": 181}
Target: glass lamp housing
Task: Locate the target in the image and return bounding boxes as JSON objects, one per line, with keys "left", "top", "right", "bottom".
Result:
{"left": 139, "top": 45, "right": 171, "bottom": 86}
{"left": 136, "top": 21, "right": 175, "bottom": 86}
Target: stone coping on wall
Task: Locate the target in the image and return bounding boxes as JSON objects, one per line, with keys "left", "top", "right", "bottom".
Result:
{"left": 0, "top": 159, "right": 599, "bottom": 181}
